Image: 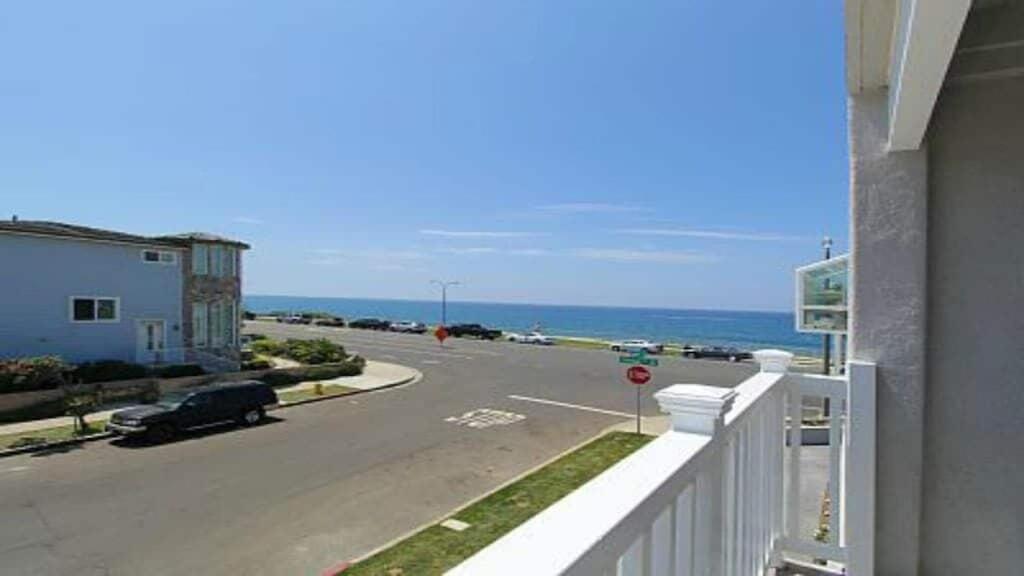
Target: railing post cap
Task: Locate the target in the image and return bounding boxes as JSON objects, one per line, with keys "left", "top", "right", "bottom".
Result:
{"left": 656, "top": 384, "right": 738, "bottom": 434}
{"left": 752, "top": 349, "right": 794, "bottom": 373}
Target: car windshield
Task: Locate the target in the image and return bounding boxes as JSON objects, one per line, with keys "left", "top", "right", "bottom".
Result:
{"left": 154, "top": 391, "right": 193, "bottom": 409}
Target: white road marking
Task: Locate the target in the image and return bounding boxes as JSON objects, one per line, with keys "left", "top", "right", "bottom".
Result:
{"left": 345, "top": 341, "right": 473, "bottom": 360}
{"left": 380, "top": 354, "right": 398, "bottom": 360}
{"left": 507, "top": 395, "right": 634, "bottom": 419}
{"left": 2, "top": 466, "right": 30, "bottom": 475}
{"left": 422, "top": 360, "right": 441, "bottom": 365}
{"left": 445, "top": 408, "right": 526, "bottom": 429}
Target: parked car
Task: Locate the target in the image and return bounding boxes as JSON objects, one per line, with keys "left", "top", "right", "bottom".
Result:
{"left": 390, "top": 320, "right": 427, "bottom": 334}
{"left": 280, "top": 315, "right": 311, "bottom": 325}
{"left": 348, "top": 318, "right": 391, "bottom": 330}
{"left": 446, "top": 323, "right": 502, "bottom": 340}
{"left": 508, "top": 331, "right": 554, "bottom": 345}
{"left": 107, "top": 381, "right": 278, "bottom": 442}
{"left": 312, "top": 316, "right": 346, "bottom": 327}
{"left": 682, "top": 345, "right": 753, "bottom": 362}
{"left": 609, "top": 339, "right": 664, "bottom": 354}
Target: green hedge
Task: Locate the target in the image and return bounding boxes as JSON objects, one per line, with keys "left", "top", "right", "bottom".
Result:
{"left": 250, "top": 338, "right": 348, "bottom": 365}
{"left": 72, "top": 360, "right": 149, "bottom": 384}
{"left": 242, "top": 358, "right": 272, "bottom": 371}
{"left": 257, "top": 360, "right": 364, "bottom": 388}
{"left": 0, "top": 356, "right": 68, "bottom": 393}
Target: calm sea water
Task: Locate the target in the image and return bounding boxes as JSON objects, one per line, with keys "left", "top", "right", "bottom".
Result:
{"left": 246, "top": 295, "right": 821, "bottom": 356}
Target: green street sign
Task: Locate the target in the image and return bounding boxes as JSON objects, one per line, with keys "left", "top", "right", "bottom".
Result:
{"left": 619, "top": 355, "right": 659, "bottom": 367}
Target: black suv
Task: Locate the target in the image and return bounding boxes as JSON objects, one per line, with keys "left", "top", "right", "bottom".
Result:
{"left": 446, "top": 323, "right": 502, "bottom": 340}
{"left": 682, "top": 346, "right": 753, "bottom": 362}
{"left": 108, "top": 381, "right": 278, "bottom": 442}
{"left": 348, "top": 318, "right": 391, "bottom": 330}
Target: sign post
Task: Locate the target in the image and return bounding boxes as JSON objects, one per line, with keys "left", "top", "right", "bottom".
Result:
{"left": 620, "top": 352, "right": 654, "bottom": 434}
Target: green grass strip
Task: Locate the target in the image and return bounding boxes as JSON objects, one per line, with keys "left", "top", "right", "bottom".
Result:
{"left": 277, "top": 385, "right": 357, "bottom": 404}
{"left": 0, "top": 420, "right": 108, "bottom": 450}
{"left": 346, "top": 431, "right": 654, "bottom": 575}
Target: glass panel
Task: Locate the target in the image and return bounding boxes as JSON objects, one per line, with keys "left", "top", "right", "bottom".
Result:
{"left": 222, "top": 299, "right": 235, "bottom": 345}
{"left": 147, "top": 324, "right": 155, "bottom": 350}
{"left": 801, "top": 259, "right": 848, "bottom": 307}
{"left": 192, "top": 245, "right": 209, "bottom": 275}
{"left": 193, "top": 302, "right": 208, "bottom": 347}
{"left": 802, "top": 310, "right": 847, "bottom": 332}
{"left": 143, "top": 250, "right": 160, "bottom": 262}
{"left": 210, "top": 301, "right": 223, "bottom": 347}
{"left": 73, "top": 299, "right": 95, "bottom": 321}
{"left": 159, "top": 251, "right": 175, "bottom": 263}
{"left": 211, "top": 245, "right": 224, "bottom": 277}
{"left": 97, "top": 299, "right": 117, "bottom": 320}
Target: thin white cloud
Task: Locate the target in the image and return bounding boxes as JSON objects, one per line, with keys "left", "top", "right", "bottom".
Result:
{"left": 574, "top": 248, "right": 716, "bottom": 264}
{"left": 437, "top": 247, "right": 499, "bottom": 255}
{"left": 232, "top": 216, "right": 264, "bottom": 225}
{"left": 309, "top": 249, "right": 431, "bottom": 266}
{"left": 536, "top": 203, "right": 649, "bottom": 213}
{"left": 614, "top": 228, "right": 804, "bottom": 241}
{"left": 507, "top": 248, "right": 551, "bottom": 256}
{"left": 420, "top": 229, "right": 547, "bottom": 238}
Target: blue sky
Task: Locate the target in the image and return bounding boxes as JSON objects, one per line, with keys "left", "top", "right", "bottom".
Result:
{"left": 1, "top": 1, "right": 848, "bottom": 311}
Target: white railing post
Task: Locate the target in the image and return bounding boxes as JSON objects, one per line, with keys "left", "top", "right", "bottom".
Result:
{"left": 752, "top": 349, "right": 794, "bottom": 569}
{"left": 655, "top": 384, "right": 737, "bottom": 576}
{"left": 843, "top": 361, "right": 876, "bottom": 576}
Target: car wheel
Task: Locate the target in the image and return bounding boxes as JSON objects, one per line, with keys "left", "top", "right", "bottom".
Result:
{"left": 148, "top": 423, "right": 175, "bottom": 443}
{"left": 611, "top": 346, "right": 620, "bottom": 352}
{"left": 240, "top": 407, "right": 264, "bottom": 426}
{"left": 729, "top": 355, "right": 738, "bottom": 363}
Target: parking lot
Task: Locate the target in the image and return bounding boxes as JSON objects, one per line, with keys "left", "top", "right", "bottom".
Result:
{"left": 0, "top": 321, "right": 757, "bottom": 576}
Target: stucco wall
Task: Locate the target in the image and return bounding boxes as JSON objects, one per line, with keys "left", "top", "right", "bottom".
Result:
{"left": 918, "top": 73, "right": 1024, "bottom": 574}
{"left": 848, "top": 89, "right": 929, "bottom": 576}
{"left": 0, "top": 234, "right": 184, "bottom": 363}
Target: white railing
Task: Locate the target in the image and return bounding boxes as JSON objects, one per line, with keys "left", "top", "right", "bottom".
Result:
{"left": 448, "top": 351, "right": 876, "bottom": 576}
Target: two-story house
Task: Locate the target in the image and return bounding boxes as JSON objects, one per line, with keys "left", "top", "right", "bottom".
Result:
{"left": 0, "top": 219, "right": 249, "bottom": 371}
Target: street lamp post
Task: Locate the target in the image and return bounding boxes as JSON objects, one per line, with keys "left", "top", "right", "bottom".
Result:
{"left": 821, "top": 236, "right": 833, "bottom": 418}
{"left": 430, "top": 280, "right": 461, "bottom": 327}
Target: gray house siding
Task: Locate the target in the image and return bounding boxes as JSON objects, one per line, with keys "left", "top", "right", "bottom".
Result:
{"left": 0, "top": 234, "right": 184, "bottom": 364}
{"left": 919, "top": 70, "right": 1024, "bottom": 574}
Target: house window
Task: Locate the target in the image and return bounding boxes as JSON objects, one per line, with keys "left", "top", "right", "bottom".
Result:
{"left": 141, "top": 249, "right": 177, "bottom": 265}
{"left": 192, "top": 245, "right": 209, "bottom": 275}
{"left": 206, "top": 299, "right": 236, "bottom": 347}
{"left": 192, "top": 302, "right": 208, "bottom": 348}
{"left": 70, "top": 297, "right": 119, "bottom": 323}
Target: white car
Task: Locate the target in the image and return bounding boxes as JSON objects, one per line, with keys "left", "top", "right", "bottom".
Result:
{"left": 610, "top": 339, "right": 664, "bottom": 354}
{"left": 508, "top": 331, "right": 554, "bottom": 345}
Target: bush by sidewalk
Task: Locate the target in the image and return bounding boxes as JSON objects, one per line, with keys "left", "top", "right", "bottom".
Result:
{"left": 257, "top": 358, "right": 364, "bottom": 388}
{"left": 0, "top": 356, "right": 68, "bottom": 393}
{"left": 250, "top": 338, "right": 348, "bottom": 365}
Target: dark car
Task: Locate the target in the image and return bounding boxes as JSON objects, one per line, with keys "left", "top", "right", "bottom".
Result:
{"left": 348, "top": 318, "right": 391, "bottom": 330}
{"left": 446, "top": 323, "right": 502, "bottom": 340}
{"left": 312, "top": 316, "right": 346, "bottom": 327}
{"left": 107, "top": 381, "right": 278, "bottom": 442}
{"left": 682, "top": 346, "right": 753, "bottom": 362}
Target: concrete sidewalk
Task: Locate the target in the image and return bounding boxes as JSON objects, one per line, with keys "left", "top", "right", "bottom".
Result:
{"left": 0, "top": 361, "right": 420, "bottom": 438}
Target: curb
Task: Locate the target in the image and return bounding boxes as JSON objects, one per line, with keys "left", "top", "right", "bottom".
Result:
{"left": 0, "top": 369, "right": 423, "bottom": 460}
{"left": 338, "top": 427, "right": 651, "bottom": 571}
{"left": 270, "top": 369, "right": 423, "bottom": 410}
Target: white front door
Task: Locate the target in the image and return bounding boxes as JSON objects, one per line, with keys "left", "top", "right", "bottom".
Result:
{"left": 136, "top": 320, "right": 166, "bottom": 364}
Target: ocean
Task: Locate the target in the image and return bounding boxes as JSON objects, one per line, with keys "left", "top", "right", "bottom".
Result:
{"left": 245, "top": 295, "right": 822, "bottom": 356}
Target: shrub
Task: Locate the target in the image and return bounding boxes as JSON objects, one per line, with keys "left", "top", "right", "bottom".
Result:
{"left": 250, "top": 337, "right": 347, "bottom": 365}
{"left": 152, "top": 364, "right": 205, "bottom": 379}
{"left": 242, "top": 358, "right": 272, "bottom": 371}
{"left": 0, "top": 356, "right": 68, "bottom": 393}
{"left": 250, "top": 339, "right": 286, "bottom": 357}
{"left": 257, "top": 361, "right": 363, "bottom": 388}
{"left": 282, "top": 338, "right": 347, "bottom": 365}
{"left": 72, "top": 360, "right": 149, "bottom": 384}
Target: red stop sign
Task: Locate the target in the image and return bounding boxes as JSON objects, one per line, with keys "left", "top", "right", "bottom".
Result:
{"left": 434, "top": 326, "right": 449, "bottom": 343}
{"left": 626, "top": 366, "right": 651, "bottom": 385}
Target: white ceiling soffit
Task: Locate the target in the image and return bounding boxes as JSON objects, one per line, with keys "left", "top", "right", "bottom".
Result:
{"left": 887, "top": 0, "right": 971, "bottom": 151}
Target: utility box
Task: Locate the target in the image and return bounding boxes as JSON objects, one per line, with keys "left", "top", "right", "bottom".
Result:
{"left": 795, "top": 255, "right": 849, "bottom": 334}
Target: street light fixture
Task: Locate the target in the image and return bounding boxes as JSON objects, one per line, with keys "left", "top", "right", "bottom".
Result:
{"left": 430, "top": 280, "right": 461, "bottom": 327}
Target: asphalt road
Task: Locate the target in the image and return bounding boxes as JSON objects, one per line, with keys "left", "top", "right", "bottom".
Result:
{"left": 0, "top": 321, "right": 757, "bottom": 576}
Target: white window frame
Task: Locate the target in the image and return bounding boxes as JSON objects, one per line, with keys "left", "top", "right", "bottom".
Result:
{"left": 192, "top": 244, "right": 209, "bottom": 276}
{"left": 141, "top": 249, "right": 178, "bottom": 265}
{"left": 69, "top": 296, "right": 121, "bottom": 323}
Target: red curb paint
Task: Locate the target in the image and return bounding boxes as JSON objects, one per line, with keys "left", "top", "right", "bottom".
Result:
{"left": 321, "top": 561, "right": 350, "bottom": 576}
